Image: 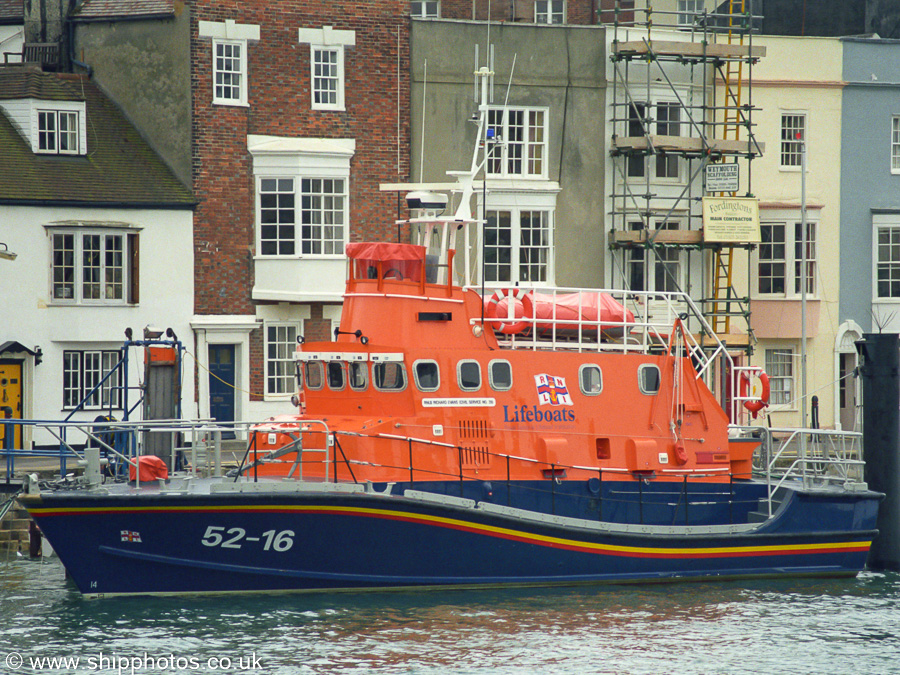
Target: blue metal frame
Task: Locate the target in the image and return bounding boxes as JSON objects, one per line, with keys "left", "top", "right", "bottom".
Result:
{"left": 0, "top": 335, "right": 184, "bottom": 481}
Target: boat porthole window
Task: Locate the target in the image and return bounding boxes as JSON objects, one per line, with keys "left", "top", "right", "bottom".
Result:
{"left": 638, "top": 364, "right": 661, "bottom": 395}
{"left": 373, "top": 361, "right": 407, "bottom": 391}
{"left": 489, "top": 359, "right": 512, "bottom": 391}
{"left": 305, "top": 361, "right": 324, "bottom": 390}
{"left": 579, "top": 364, "right": 603, "bottom": 395}
{"left": 457, "top": 360, "right": 481, "bottom": 392}
{"left": 348, "top": 361, "right": 368, "bottom": 391}
{"left": 414, "top": 360, "right": 440, "bottom": 392}
{"left": 327, "top": 361, "right": 345, "bottom": 391}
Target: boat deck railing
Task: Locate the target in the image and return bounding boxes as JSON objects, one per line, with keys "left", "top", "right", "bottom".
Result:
{"left": 4, "top": 418, "right": 868, "bottom": 527}
{"left": 732, "top": 425, "right": 866, "bottom": 516}
{"left": 240, "top": 422, "right": 866, "bottom": 527}
{"left": 244, "top": 423, "right": 765, "bottom": 527}
{"left": 475, "top": 286, "right": 728, "bottom": 382}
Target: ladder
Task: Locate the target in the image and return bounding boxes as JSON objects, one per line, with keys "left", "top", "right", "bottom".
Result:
{"left": 710, "top": 0, "right": 746, "bottom": 336}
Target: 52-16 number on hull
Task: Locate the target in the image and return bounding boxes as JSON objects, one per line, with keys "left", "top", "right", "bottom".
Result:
{"left": 201, "top": 526, "right": 295, "bottom": 551}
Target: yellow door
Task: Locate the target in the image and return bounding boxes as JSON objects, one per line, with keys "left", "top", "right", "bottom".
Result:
{"left": 0, "top": 361, "right": 23, "bottom": 448}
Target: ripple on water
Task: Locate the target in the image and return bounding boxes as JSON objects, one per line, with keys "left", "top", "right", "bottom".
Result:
{"left": 2, "top": 559, "right": 900, "bottom": 674}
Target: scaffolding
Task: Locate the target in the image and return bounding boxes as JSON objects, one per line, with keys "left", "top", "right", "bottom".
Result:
{"left": 607, "top": 0, "right": 764, "bottom": 353}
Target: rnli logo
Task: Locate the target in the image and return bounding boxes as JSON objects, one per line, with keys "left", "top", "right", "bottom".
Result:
{"left": 535, "top": 374, "right": 573, "bottom": 406}
{"left": 120, "top": 530, "right": 142, "bottom": 543}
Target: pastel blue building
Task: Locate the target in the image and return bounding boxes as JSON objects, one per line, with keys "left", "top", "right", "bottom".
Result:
{"left": 838, "top": 36, "right": 900, "bottom": 428}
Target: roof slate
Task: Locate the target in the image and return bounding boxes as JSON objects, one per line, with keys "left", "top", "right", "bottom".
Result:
{"left": 0, "top": 0, "right": 23, "bottom": 23}
{"left": 0, "top": 68, "right": 82, "bottom": 101}
{"left": 72, "top": 0, "right": 174, "bottom": 20}
{"left": 0, "top": 68, "right": 193, "bottom": 207}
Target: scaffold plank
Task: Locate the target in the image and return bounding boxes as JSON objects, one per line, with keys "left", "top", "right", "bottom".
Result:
{"left": 611, "top": 135, "right": 764, "bottom": 156}
{"left": 613, "top": 40, "right": 766, "bottom": 60}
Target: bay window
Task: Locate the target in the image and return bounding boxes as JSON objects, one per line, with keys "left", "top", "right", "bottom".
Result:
{"left": 50, "top": 229, "right": 138, "bottom": 304}
{"left": 258, "top": 177, "right": 346, "bottom": 257}
{"left": 485, "top": 208, "right": 552, "bottom": 284}
{"left": 757, "top": 220, "right": 816, "bottom": 297}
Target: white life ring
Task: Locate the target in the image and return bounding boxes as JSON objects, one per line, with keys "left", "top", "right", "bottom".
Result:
{"left": 487, "top": 288, "right": 533, "bottom": 335}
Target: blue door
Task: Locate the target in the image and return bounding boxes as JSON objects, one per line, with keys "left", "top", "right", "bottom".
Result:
{"left": 208, "top": 344, "right": 235, "bottom": 437}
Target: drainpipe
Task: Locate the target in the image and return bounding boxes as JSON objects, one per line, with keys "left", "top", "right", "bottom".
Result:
{"left": 67, "top": 19, "right": 92, "bottom": 75}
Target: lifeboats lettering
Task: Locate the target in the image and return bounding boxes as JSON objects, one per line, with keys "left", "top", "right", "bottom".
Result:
{"left": 503, "top": 404, "right": 575, "bottom": 423}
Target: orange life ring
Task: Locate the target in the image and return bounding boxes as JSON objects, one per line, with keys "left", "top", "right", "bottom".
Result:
{"left": 740, "top": 369, "right": 770, "bottom": 418}
{"left": 487, "top": 288, "right": 534, "bottom": 335}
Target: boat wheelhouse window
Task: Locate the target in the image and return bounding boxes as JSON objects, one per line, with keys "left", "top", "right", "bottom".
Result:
{"left": 348, "top": 362, "right": 368, "bottom": 391}
{"left": 414, "top": 360, "right": 440, "bottom": 392}
{"left": 457, "top": 360, "right": 481, "bottom": 392}
{"left": 373, "top": 361, "right": 407, "bottom": 391}
{"left": 638, "top": 364, "right": 660, "bottom": 395}
{"left": 489, "top": 359, "right": 512, "bottom": 391}
{"left": 305, "top": 361, "right": 324, "bottom": 390}
{"left": 326, "top": 362, "right": 345, "bottom": 390}
{"left": 579, "top": 364, "right": 603, "bottom": 395}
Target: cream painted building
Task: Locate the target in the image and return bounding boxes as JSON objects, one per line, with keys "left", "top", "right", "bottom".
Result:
{"left": 728, "top": 35, "right": 849, "bottom": 430}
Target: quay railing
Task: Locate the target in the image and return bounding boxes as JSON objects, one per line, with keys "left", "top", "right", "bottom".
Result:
{"left": 0, "top": 418, "right": 239, "bottom": 485}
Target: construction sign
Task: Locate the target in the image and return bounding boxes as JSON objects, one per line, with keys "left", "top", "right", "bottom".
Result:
{"left": 702, "top": 197, "right": 761, "bottom": 243}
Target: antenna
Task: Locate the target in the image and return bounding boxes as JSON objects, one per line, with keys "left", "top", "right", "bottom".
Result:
{"left": 474, "top": 44, "right": 479, "bottom": 103}
{"left": 481, "top": 0, "right": 491, "bottom": 327}
{"left": 420, "top": 59, "right": 427, "bottom": 183}
{"left": 486, "top": 0, "right": 491, "bottom": 67}
{"left": 489, "top": 43, "right": 495, "bottom": 103}
{"left": 502, "top": 53, "right": 517, "bottom": 109}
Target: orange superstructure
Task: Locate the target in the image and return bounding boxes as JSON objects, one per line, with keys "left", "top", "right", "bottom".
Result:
{"left": 246, "top": 239, "right": 757, "bottom": 487}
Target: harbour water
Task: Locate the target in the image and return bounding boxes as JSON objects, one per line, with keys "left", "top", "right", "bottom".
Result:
{"left": 1, "top": 556, "right": 899, "bottom": 674}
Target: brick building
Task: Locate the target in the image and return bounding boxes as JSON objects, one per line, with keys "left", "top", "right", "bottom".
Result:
{"left": 188, "top": 1, "right": 411, "bottom": 426}
{"left": 412, "top": 0, "right": 600, "bottom": 23}
{"left": 67, "top": 0, "right": 410, "bottom": 427}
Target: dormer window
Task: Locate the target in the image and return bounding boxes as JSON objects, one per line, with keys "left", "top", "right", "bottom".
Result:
{"left": 0, "top": 94, "right": 87, "bottom": 156}
{"left": 38, "top": 110, "right": 79, "bottom": 154}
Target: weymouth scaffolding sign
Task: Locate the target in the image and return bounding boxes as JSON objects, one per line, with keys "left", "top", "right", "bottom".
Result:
{"left": 705, "top": 163, "right": 740, "bottom": 192}
{"left": 702, "top": 197, "right": 761, "bottom": 243}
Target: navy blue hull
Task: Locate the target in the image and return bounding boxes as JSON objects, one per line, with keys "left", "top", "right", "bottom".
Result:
{"left": 25, "top": 482, "right": 880, "bottom": 597}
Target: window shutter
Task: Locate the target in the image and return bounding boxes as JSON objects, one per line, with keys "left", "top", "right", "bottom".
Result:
{"left": 128, "top": 232, "right": 140, "bottom": 304}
